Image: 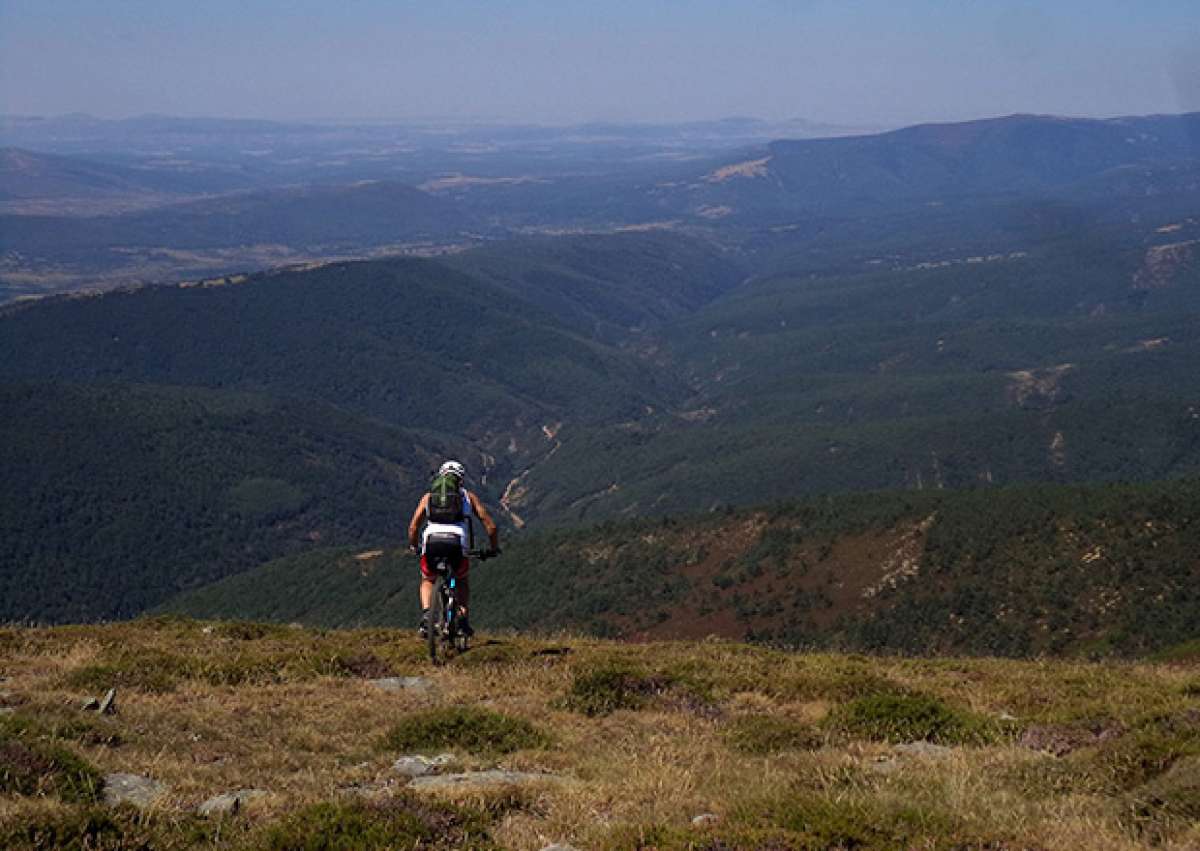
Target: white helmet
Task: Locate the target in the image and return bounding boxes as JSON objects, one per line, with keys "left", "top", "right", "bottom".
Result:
{"left": 438, "top": 460, "right": 466, "bottom": 483}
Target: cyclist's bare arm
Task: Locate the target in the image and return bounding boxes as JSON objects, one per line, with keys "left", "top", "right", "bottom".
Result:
{"left": 407, "top": 494, "right": 429, "bottom": 550}
{"left": 467, "top": 492, "right": 500, "bottom": 550}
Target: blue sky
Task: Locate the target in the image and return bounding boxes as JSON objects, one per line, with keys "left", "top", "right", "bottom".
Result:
{"left": 2, "top": 0, "right": 1197, "bottom": 125}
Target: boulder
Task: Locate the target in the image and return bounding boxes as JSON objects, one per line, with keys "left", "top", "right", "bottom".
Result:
{"left": 393, "top": 753, "right": 454, "bottom": 778}
{"left": 98, "top": 688, "right": 117, "bottom": 715}
{"left": 408, "top": 770, "right": 560, "bottom": 791}
{"left": 197, "top": 789, "right": 268, "bottom": 817}
{"left": 368, "top": 676, "right": 435, "bottom": 694}
{"left": 893, "top": 741, "right": 953, "bottom": 758}
{"left": 103, "top": 773, "right": 167, "bottom": 808}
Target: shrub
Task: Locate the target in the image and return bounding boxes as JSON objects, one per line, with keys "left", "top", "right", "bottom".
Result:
{"left": 826, "top": 693, "right": 1000, "bottom": 745}
{"left": 563, "top": 665, "right": 671, "bottom": 717}
{"left": 1086, "top": 710, "right": 1200, "bottom": 791}
{"left": 1122, "top": 755, "right": 1200, "bottom": 844}
{"left": 379, "top": 707, "right": 548, "bottom": 757}
{"left": 63, "top": 648, "right": 192, "bottom": 694}
{"left": 726, "top": 715, "right": 825, "bottom": 754}
{"left": 252, "top": 797, "right": 499, "bottom": 851}
{"left": 0, "top": 808, "right": 226, "bottom": 851}
{"left": 0, "top": 718, "right": 103, "bottom": 803}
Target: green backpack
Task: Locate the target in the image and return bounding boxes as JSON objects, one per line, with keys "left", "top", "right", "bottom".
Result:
{"left": 427, "top": 474, "right": 465, "bottom": 524}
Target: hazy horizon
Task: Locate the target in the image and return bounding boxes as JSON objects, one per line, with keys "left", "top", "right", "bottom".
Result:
{"left": 2, "top": 1, "right": 1198, "bottom": 129}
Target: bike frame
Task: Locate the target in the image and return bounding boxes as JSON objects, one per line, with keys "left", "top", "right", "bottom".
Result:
{"left": 426, "top": 547, "right": 494, "bottom": 664}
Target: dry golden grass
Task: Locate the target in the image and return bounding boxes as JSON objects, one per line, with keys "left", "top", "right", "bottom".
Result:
{"left": 0, "top": 619, "right": 1197, "bottom": 849}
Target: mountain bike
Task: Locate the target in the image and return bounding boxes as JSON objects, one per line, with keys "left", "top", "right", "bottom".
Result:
{"left": 425, "top": 540, "right": 498, "bottom": 665}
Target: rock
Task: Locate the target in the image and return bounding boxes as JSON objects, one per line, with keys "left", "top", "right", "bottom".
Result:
{"left": 540, "top": 845, "right": 581, "bottom": 851}
{"left": 368, "top": 676, "right": 435, "bottom": 694}
{"left": 393, "top": 753, "right": 454, "bottom": 778}
{"left": 81, "top": 697, "right": 101, "bottom": 711}
{"left": 197, "top": 789, "right": 268, "bottom": 817}
{"left": 98, "top": 687, "right": 117, "bottom": 715}
{"left": 692, "top": 812, "right": 720, "bottom": 827}
{"left": 408, "top": 770, "right": 561, "bottom": 791}
{"left": 103, "top": 773, "right": 167, "bottom": 808}
{"left": 893, "top": 741, "right": 953, "bottom": 758}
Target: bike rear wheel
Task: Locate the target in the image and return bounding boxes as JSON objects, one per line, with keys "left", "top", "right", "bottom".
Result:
{"left": 427, "top": 576, "right": 445, "bottom": 664}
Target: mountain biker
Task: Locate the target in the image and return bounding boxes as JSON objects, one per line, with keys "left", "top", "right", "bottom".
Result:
{"left": 407, "top": 460, "right": 499, "bottom": 639}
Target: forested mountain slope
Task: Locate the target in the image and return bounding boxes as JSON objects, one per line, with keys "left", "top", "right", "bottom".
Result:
{"left": 0, "top": 254, "right": 671, "bottom": 435}
{"left": 0, "top": 382, "right": 451, "bottom": 623}
{"left": 161, "top": 478, "right": 1200, "bottom": 659}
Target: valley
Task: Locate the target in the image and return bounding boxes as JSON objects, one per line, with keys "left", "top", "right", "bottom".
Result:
{"left": 1, "top": 110, "right": 1198, "bottom": 660}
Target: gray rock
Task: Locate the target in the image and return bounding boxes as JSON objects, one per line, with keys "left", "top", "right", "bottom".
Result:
{"left": 408, "top": 770, "right": 560, "bottom": 790}
{"left": 81, "top": 697, "right": 101, "bottom": 711}
{"left": 197, "top": 789, "right": 268, "bottom": 817}
{"left": 692, "top": 812, "right": 720, "bottom": 827}
{"left": 392, "top": 753, "right": 454, "bottom": 777}
{"left": 103, "top": 773, "right": 167, "bottom": 808}
{"left": 540, "top": 845, "right": 581, "bottom": 851}
{"left": 894, "top": 741, "right": 953, "bottom": 758}
{"left": 98, "top": 688, "right": 117, "bottom": 715}
{"left": 368, "top": 676, "right": 435, "bottom": 694}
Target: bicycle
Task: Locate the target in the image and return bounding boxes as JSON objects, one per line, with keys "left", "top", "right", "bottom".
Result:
{"left": 424, "top": 542, "right": 498, "bottom": 665}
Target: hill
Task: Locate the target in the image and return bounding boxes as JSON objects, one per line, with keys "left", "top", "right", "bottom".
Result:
{"left": 505, "top": 229, "right": 1200, "bottom": 523}
{"left": 0, "top": 179, "right": 472, "bottom": 259}
{"left": 443, "top": 231, "right": 746, "bottom": 340}
{"left": 0, "top": 148, "right": 192, "bottom": 213}
{"left": 662, "top": 112, "right": 1200, "bottom": 225}
{"left": 1, "top": 619, "right": 1198, "bottom": 849}
{"left": 0, "top": 382, "right": 457, "bottom": 624}
{"left": 161, "top": 478, "right": 1200, "bottom": 659}
{"left": 0, "top": 254, "right": 671, "bottom": 436}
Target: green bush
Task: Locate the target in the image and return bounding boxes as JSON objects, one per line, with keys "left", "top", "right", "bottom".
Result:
{"left": 563, "top": 665, "right": 671, "bottom": 717}
{"left": 826, "top": 693, "right": 1001, "bottom": 745}
{"left": 0, "top": 716, "right": 103, "bottom": 803}
{"left": 379, "top": 707, "right": 548, "bottom": 757}
{"left": 1086, "top": 711, "right": 1200, "bottom": 791}
{"left": 726, "top": 715, "right": 825, "bottom": 754}
{"left": 63, "top": 648, "right": 192, "bottom": 694}
{"left": 1122, "top": 755, "right": 1200, "bottom": 844}
{"left": 0, "top": 808, "right": 227, "bottom": 851}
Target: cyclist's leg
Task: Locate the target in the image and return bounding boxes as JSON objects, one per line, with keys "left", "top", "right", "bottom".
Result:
{"left": 418, "top": 554, "right": 435, "bottom": 634}
{"left": 454, "top": 552, "right": 470, "bottom": 612}
{"left": 454, "top": 552, "right": 472, "bottom": 634}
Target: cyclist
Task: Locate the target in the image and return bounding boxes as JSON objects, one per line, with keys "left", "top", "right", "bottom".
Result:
{"left": 407, "top": 460, "right": 499, "bottom": 639}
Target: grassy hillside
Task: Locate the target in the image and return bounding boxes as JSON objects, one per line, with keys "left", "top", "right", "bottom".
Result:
{"left": 161, "top": 479, "right": 1200, "bottom": 660}
{"left": 0, "top": 382, "right": 455, "bottom": 624}
{"left": 1, "top": 620, "right": 1198, "bottom": 849}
